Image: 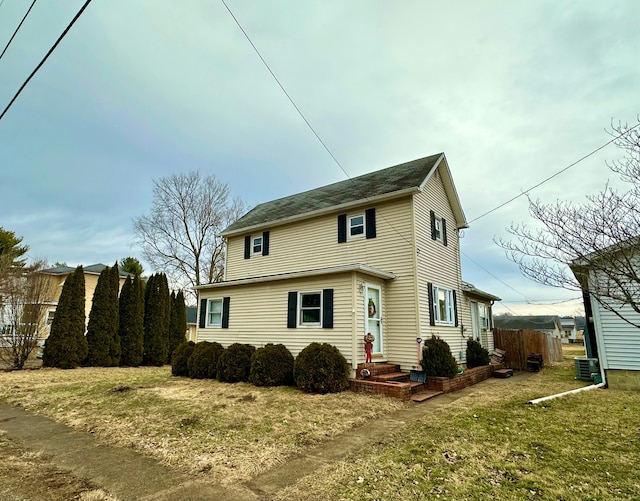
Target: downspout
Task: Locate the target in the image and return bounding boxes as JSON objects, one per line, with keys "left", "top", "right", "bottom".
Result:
{"left": 527, "top": 381, "right": 605, "bottom": 405}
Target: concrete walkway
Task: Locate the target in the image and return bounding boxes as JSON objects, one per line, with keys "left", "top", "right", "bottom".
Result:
{"left": 0, "top": 373, "right": 530, "bottom": 500}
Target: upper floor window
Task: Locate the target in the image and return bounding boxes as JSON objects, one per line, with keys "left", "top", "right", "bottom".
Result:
{"left": 434, "top": 217, "right": 443, "bottom": 241}
{"left": 349, "top": 215, "right": 364, "bottom": 237}
{"left": 252, "top": 236, "right": 262, "bottom": 255}
{"left": 46, "top": 310, "right": 55, "bottom": 326}
{"left": 430, "top": 210, "right": 448, "bottom": 246}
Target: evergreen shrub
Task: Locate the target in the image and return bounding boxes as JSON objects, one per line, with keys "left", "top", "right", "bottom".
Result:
{"left": 421, "top": 336, "right": 457, "bottom": 378}
{"left": 188, "top": 341, "right": 224, "bottom": 379}
{"left": 293, "top": 342, "right": 349, "bottom": 394}
{"left": 171, "top": 341, "right": 196, "bottom": 377}
{"left": 217, "top": 343, "right": 255, "bottom": 383}
{"left": 249, "top": 343, "right": 294, "bottom": 387}
{"left": 466, "top": 338, "right": 490, "bottom": 368}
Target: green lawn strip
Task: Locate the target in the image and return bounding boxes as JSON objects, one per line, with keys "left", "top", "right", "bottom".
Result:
{"left": 275, "top": 363, "right": 639, "bottom": 501}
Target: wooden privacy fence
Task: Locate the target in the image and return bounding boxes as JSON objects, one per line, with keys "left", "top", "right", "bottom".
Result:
{"left": 493, "top": 328, "right": 564, "bottom": 370}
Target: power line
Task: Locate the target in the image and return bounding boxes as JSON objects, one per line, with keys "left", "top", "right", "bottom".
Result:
{"left": 0, "top": 0, "right": 92, "bottom": 121}
{"left": 468, "top": 121, "right": 640, "bottom": 224}
{"left": 0, "top": 0, "right": 37, "bottom": 60}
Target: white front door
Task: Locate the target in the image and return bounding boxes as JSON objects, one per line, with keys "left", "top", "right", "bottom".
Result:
{"left": 365, "top": 285, "right": 383, "bottom": 354}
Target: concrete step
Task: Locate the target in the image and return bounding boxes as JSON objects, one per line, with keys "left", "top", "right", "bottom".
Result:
{"left": 411, "top": 390, "right": 444, "bottom": 403}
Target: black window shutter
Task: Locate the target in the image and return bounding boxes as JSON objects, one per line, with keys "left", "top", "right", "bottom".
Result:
{"left": 199, "top": 298, "right": 207, "bottom": 328}
{"left": 244, "top": 235, "right": 251, "bottom": 259}
{"left": 453, "top": 290, "right": 458, "bottom": 326}
{"left": 430, "top": 210, "right": 436, "bottom": 240}
{"left": 322, "top": 288, "right": 334, "bottom": 328}
{"left": 442, "top": 219, "right": 448, "bottom": 246}
{"left": 337, "top": 214, "right": 347, "bottom": 243}
{"left": 287, "top": 291, "right": 297, "bottom": 328}
{"left": 222, "top": 297, "right": 230, "bottom": 328}
{"left": 262, "top": 231, "right": 270, "bottom": 256}
{"left": 427, "top": 283, "right": 435, "bottom": 326}
{"left": 365, "top": 208, "right": 377, "bottom": 239}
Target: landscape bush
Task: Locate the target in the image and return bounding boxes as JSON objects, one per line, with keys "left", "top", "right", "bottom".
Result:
{"left": 249, "top": 343, "right": 294, "bottom": 387}
{"left": 422, "top": 336, "right": 458, "bottom": 378}
{"left": 171, "top": 340, "right": 196, "bottom": 377}
{"left": 188, "top": 341, "right": 224, "bottom": 379}
{"left": 466, "top": 338, "right": 490, "bottom": 368}
{"left": 217, "top": 343, "right": 255, "bottom": 383}
{"left": 293, "top": 342, "right": 350, "bottom": 394}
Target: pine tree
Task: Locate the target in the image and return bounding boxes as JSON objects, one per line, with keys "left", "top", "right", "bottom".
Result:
{"left": 168, "top": 290, "right": 187, "bottom": 362}
{"left": 42, "top": 266, "right": 88, "bottom": 369}
{"left": 108, "top": 263, "right": 121, "bottom": 365}
{"left": 86, "top": 265, "right": 120, "bottom": 366}
{"left": 143, "top": 273, "right": 170, "bottom": 365}
{"left": 119, "top": 274, "right": 144, "bottom": 366}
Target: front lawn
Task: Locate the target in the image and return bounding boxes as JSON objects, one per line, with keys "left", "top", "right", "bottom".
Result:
{"left": 0, "top": 367, "right": 404, "bottom": 485}
{"left": 275, "top": 345, "right": 639, "bottom": 500}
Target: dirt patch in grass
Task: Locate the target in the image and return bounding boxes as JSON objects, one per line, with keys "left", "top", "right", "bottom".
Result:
{"left": 0, "top": 431, "right": 119, "bottom": 501}
{"left": 0, "top": 366, "right": 404, "bottom": 485}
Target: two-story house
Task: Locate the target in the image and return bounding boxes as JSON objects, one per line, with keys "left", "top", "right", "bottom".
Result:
{"left": 196, "top": 153, "right": 498, "bottom": 373}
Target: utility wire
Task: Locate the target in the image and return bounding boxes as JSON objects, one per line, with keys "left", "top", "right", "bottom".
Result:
{"left": 0, "top": 0, "right": 92, "bottom": 121}
{"left": 468, "top": 121, "right": 640, "bottom": 224}
{"left": 0, "top": 0, "right": 37, "bottom": 60}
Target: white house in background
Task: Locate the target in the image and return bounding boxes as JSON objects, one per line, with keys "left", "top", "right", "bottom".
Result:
{"left": 195, "top": 153, "right": 500, "bottom": 373}
{"left": 571, "top": 240, "right": 640, "bottom": 390}
{"left": 559, "top": 317, "right": 578, "bottom": 344}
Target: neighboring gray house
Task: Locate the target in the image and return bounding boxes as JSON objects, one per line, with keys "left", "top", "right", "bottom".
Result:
{"left": 571, "top": 240, "right": 640, "bottom": 390}
{"left": 493, "top": 315, "right": 563, "bottom": 338}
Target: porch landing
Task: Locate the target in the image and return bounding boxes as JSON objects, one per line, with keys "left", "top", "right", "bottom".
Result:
{"left": 349, "top": 363, "right": 443, "bottom": 403}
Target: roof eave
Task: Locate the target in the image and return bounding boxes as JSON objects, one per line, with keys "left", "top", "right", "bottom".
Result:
{"left": 221, "top": 187, "right": 420, "bottom": 237}
{"left": 194, "top": 263, "right": 397, "bottom": 290}
{"left": 422, "top": 154, "right": 468, "bottom": 229}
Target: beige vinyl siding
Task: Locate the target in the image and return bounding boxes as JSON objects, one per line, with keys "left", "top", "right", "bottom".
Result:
{"left": 198, "top": 274, "right": 356, "bottom": 364}
{"left": 414, "top": 171, "right": 466, "bottom": 365}
{"left": 225, "top": 197, "right": 420, "bottom": 371}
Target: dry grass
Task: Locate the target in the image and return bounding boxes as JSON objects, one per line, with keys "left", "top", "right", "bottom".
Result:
{"left": 0, "top": 366, "right": 404, "bottom": 485}
{"left": 275, "top": 345, "right": 640, "bottom": 501}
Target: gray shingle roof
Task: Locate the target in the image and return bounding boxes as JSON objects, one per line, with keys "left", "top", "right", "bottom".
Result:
{"left": 42, "top": 263, "right": 132, "bottom": 279}
{"left": 494, "top": 315, "right": 561, "bottom": 331}
{"left": 223, "top": 153, "right": 444, "bottom": 235}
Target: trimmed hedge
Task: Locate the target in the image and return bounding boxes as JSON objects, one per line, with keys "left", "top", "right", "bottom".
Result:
{"left": 466, "top": 338, "right": 490, "bottom": 368}
{"left": 249, "top": 343, "right": 294, "bottom": 387}
{"left": 293, "top": 342, "right": 350, "bottom": 394}
{"left": 217, "top": 343, "right": 255, "bottom": 383}
{"left": 188, "top": 341, "right": 224, "bottom": 379}
{"left": 171, "top": 341, "right": 195, "bottom": 377}
{"left": 422, "top": 336, "right": 457, "bottom": 378}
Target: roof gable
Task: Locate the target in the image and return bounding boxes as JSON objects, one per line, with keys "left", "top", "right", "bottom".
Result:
{"left": 223, "top": 153, "right": 467, "bottom": 236}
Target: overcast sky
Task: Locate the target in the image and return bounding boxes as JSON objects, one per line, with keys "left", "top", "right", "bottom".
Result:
{"left": 1, "top": 0, "right": 638, "bottom": 314}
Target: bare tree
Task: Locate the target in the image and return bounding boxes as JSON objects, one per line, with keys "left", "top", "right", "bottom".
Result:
{"left": 133, "top": 172, "right": 247, "bottom": 298}
{"left": 0, "top": 260, "right": 52, "bottom": 369}
{"left": 496, "top": 118, "right": 640, "bottom": 328}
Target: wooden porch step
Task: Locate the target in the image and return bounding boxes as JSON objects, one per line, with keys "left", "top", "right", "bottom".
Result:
{"left": 411, "top": 390, "right": 444, "bottom": 403}
{"left": 375, "top": 372, "right": 409, "bottom": 383}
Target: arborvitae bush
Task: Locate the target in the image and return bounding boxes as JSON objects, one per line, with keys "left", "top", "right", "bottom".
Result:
{"left": 168, "top": 291, "right": 187, "bottom": 363}
{"left": 293, "top": 342, "right": 350, "bottom": 394}
{"left": 466, "top": 338, "right": 490, "bottom": 368}
{"left": 119, "top": 275, "right": 144, "bottom": 366}
{"left": 422, "top": 336, "right": 458, "bottom": 378}
{"left": 143, "top": 273, "right": 170, "bottom": 366}
{"left": 249, "top": 343, "right": 294, "bottom": 387}
{"left": 217, "top": 343, "right": 255, "bottom": 383}
{"left": 86, "top": 265, "right": 120, "bottom": 367}
{"left": 42, "top": 265, "right": 88, "bottom": 369}
{"left": 171, "top": 341, "right": 196, "bottom": 377}
{"left": 188, "top": 341, "right": 224, "bottom": 379}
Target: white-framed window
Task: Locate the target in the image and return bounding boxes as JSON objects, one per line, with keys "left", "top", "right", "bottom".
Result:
{"left": 432, "top": 285, "right": 454, "bottom": 325}
{"left": 434, "top": 217, "right": 443, "bottom": 241}
{"left": 207, "top": 298, "right": 223, "bottom": 327}
{"left": 478, "top": 303, "right": 489, "bottom": 329}
{"left": 252, "top": 236, "right": 262, "bottom": 255}
{"left": 46, "top": 310, "right": 55, "bottom": 326}
{"left": 299, "top": 291, "right": 322, "bottom": 326}
{"left": 349, "top": 215, "right": 364, "bottom": 237}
